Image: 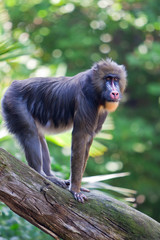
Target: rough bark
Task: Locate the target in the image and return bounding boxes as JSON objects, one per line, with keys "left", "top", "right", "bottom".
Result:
{"left": 0, "top": 148, "right": 160, "bottom": 240}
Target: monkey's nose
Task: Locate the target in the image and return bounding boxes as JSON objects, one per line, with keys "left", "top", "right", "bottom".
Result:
{"left": 110, "top": 91, "right": 119, "bottom": 100}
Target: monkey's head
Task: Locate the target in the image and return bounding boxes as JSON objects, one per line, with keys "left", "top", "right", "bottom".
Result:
{"left": 92, "top": 58, "right": 127, "bottom": 112}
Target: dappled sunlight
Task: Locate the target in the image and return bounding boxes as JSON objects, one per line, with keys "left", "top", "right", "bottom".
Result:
{"left": 0, "top": 128, "right": 8, "bottom": 139}
{"left": 82, "top": 172, "right": 130, "bottom": 183}
{"left": 105, "top": 160, "right": 123, "bottom": 172}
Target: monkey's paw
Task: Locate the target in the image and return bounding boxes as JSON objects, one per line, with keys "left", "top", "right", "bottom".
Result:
{"left": 71, "top": 191, "right": 88, "bottom": 203}
{"left": 64, "top": 179, "right": 90, "bottom": 193}
{"left": 46, "top": 176, "right": 69, "bottom": 189}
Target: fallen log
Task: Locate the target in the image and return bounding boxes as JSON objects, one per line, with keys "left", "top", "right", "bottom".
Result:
{"left": 0, "top": 148, "right": 160, "bottom": 240}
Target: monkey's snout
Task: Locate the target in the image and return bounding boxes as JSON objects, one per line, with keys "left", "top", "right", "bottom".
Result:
{"left": 110, "top": 91, "right": 119, "bottom": 100}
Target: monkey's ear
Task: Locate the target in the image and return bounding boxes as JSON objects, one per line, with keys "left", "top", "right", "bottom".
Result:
{"left": 120, "top": 65, "right": 127, "bottom": 77}
{"left": 120, "top": 65, "right": 126, "bottom": 71}
{"left": 92, "top": 63, "right": 99, "bottom": 72}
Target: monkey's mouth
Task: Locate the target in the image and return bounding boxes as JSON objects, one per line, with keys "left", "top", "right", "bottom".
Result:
{"left": 107, "top": 99, "right": 120, "bottom": 102}
{"left": 106, "top": 96, "right": 121, "bottom": 103}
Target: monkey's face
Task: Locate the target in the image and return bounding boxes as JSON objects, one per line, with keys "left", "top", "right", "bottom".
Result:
{"left": 102, "top": 73, "right": 121, "bottom": 112}
{"left": 92, "top": 58, "right": 127, "bottom": 112}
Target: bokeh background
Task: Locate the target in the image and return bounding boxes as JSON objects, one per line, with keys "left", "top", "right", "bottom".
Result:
{"left": 0, "top": 0, "right": 160, "bottom": 239}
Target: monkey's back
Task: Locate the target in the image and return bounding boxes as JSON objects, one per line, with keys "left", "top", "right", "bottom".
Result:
{"left": 1, "top": 76, "right": 78, "bottom": 134}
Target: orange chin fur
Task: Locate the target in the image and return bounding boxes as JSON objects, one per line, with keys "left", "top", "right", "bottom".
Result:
{"left": 104, "top": 101, "right": 119, "bottom": 112}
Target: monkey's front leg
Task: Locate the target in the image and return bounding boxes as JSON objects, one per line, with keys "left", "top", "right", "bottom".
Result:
{"left": 64, "top": 136, "right": 93, "bottom": 194}
{"left": 69, "top": 130, "right": 90, "bottom": 203}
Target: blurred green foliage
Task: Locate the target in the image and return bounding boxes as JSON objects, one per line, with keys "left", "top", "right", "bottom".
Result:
{"left": 0, "top": 0, "right": 160, "bottom": 238}
{"left": 0, "top": 203, "right": 53, "bottom": 240}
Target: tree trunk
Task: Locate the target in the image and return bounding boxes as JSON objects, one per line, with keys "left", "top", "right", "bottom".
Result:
{"left": 0, "top": 148, "right": 160, "bottom": 240}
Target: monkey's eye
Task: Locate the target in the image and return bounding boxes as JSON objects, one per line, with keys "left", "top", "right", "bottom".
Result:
{"left": 114, "top": 77, "right": 119, "bottom": 81}
{"left": 106, "top": 76, "right": 112, "bottom": 81}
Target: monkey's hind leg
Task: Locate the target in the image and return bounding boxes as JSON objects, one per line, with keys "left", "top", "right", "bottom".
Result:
{"left": 9, "top": 112, "right": 46, "bottom": 175}
{"left": 39, "top": 135, "right": 70, "bottom": 189}
{"left": 39, "top": 135, "right": 53, "bottom": 176}
{"left": 2, "top": 98, "right": 45, "bottom": 175}
{"left": 17, "top": 128, "right": 45, "bottom": 176}
{"left": 19, "top": 131, "right": 68, "bottom": 189}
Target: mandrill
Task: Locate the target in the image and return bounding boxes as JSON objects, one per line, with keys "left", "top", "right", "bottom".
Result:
{"left": 1, "top": 58, "right": 127, "bottom": 203}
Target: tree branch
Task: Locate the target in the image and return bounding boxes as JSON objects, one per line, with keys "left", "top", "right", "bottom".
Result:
{"left": 0, "top": 148, "right": 160, "bottom": 240}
